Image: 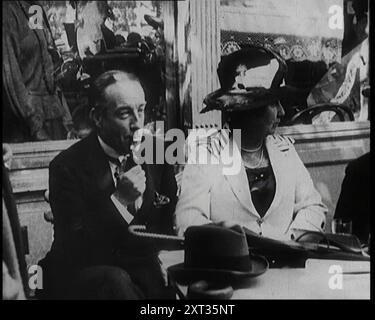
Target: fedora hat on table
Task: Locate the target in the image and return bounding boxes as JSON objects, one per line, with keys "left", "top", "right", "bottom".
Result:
{"left": 168, "top": 224, "right": 268, "bottom": 286}
{"left": 201, "top": 45, "right": 295, "bottom": 114}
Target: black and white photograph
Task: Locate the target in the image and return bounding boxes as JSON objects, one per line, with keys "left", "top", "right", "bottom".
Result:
{"left": 2, "top": 0, "right": 370, "bottom": 303}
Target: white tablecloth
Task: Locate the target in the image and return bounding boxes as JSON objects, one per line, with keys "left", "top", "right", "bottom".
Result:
{"left": 159, "top": 250, "right": 370, "bottom": 299}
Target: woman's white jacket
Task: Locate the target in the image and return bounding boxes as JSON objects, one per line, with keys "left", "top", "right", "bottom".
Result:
{"left": 175, "top": 133, "right": 327, "bottom": 240}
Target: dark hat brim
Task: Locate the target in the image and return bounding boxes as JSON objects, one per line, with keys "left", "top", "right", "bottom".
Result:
{"left": 201, "top": 86, "right": 295, "bottom": 114}
{"left": 167, "top": 254, "right": 268, "bottom": 286}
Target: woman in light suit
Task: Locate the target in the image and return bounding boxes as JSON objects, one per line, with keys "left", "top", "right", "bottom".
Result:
{"left": 175, "top": 46, "right": 327, "bottom": 241}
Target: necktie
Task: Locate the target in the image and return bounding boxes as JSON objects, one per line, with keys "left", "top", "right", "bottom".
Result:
{"left": 108, "top": 154, "right": 137, "bottom": 173}
{"left": 107, "top": 156, "right": 121, "bottom": 167}
{"left": 107, "top": 155, "right": 138, "bottom": 216}
{"left": 106, "top": 156, "right": 122, "bottom": 181}
{"left": 127, "top": 202, "right": 136, "bottom": 216}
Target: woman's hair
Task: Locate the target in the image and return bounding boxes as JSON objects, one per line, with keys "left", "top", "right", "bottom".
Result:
{"left": 353, "top": 0, "right": 368, "bottom": 20}
{"left": 225, "top": 107, "right": 269, "bottom": 131}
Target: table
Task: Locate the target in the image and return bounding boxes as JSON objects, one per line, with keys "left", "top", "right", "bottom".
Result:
{"left": 159, "top": 250, "right": 370, "bottom": 299}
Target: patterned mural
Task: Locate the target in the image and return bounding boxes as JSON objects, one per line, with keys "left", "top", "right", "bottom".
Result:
{"left": 221, "top": 32, "right": 341, "bottom": 67}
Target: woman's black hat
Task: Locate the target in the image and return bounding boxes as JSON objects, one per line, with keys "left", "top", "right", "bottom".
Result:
{"left": 201, "top": 45, "right": 294, "bottom": 113}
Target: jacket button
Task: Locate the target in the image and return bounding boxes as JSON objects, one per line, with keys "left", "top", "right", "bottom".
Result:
{"left": 257, "top": 218, "right": 263, "bottom": 226}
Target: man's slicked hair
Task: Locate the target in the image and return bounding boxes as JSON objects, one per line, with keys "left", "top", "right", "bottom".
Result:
{"left": 89, "top": 70, "right": 141, "bottom": 117}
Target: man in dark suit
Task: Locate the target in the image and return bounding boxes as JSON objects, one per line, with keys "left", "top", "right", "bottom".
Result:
{"left": 38, "top": 70, "right": 177, "bottom": 299}
{"left": 335, "top": 152, "right": 370, "bottom": 243}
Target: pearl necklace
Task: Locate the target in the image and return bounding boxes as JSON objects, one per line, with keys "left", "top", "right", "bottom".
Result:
{"left": 241, "top": 142, "right": 263, "bottom": 153}
{"left": 243, "top": 147, "right": 264, "bottom": 169}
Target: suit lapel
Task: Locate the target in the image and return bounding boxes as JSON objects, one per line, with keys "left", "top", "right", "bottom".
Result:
{"left": 67, "top": 134, "right": 125, "bottom": 229}
{"left": 263, "top": 135, "right": 286, "bottom": 218}
{"left": 221, "top": 136, "right": 289, "bottom": 219}
{"left": 221, "top": 139, "right": 259, "bottom": 217}
{"left": 86, "top": 134, "right": 116, "bottom": 197}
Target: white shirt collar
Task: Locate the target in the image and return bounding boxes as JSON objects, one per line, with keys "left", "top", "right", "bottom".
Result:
{"left": 97, "top": 135, "right": 126, "bottom": 163}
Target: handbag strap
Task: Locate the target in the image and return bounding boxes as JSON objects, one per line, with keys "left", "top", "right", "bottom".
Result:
{"left": 294, "top": 230, "right": 364, "bottom": 255}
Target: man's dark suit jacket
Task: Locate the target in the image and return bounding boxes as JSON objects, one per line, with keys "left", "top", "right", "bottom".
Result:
{"left": 39, "top": 133, "right": 177, "bottom": 280}
{"left": 335, "top": 152, "right": 370, "bottom": 243}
